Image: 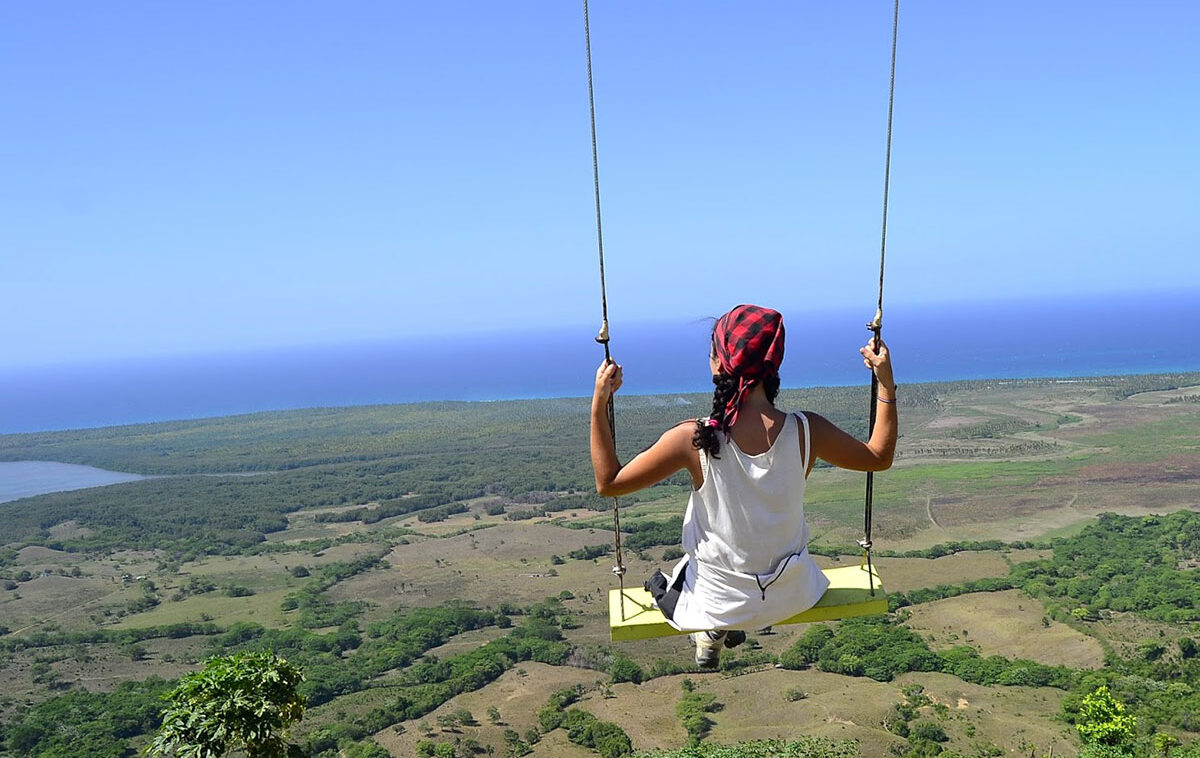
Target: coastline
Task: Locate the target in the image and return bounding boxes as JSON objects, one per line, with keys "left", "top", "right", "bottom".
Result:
{"left": 2, "top": 292, "right": 1198, "bottom": 435}
{"left": 1, "top": 366, "right": 1199, "bottom": 439}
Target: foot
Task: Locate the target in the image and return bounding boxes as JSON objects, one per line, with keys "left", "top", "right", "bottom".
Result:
{"left": 691, "top": 631, "right": 725, "bottom": 669}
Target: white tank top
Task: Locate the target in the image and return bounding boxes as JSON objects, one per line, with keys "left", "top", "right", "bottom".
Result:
{"left": 665, "top": 412, "right": 830, "bottom": 631}
{"left": 684, "top": 412, "right": 811, "bottom": 572}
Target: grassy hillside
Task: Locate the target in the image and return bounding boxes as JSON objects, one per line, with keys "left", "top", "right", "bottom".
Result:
{"left": 1, "top": 372, "right": 1199, "bottom": 757}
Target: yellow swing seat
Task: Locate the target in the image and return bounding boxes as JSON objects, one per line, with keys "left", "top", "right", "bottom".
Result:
{"left": 608, "top": 563, "right": 887, "bottom": 641}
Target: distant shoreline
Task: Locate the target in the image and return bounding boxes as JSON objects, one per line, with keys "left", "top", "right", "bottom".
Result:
{"left": 2, "top": 292, "right": 1197, "bottom": 434}
{"left": 0, "top": 368, "right": 1197, "bottom": 440}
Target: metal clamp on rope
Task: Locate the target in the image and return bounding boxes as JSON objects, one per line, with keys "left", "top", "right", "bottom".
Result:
{"left": 857, "top": 538, "right": 873, "bottom": 551}
{"left": 596, "top": 319, "right": 610, "bottom": 345}
{"left": 866, "top": 308, "right": 882, "bottom": 334}
{"left": 611, "top": 564, "right": 626, "bottom": 577}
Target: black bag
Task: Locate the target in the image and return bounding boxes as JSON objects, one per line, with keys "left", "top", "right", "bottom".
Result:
{"left": 644, "top": 563, "right": 686, "bottom": 621}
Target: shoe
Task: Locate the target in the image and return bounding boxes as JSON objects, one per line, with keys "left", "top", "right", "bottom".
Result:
{"left": 724, "top": 630, "right": 747, "bottom": 649}
{"left": 691, "top": 631, "right": 726, "bottom": 669}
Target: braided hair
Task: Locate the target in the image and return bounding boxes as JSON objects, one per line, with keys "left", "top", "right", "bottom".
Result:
{"left": 693, "top": 370, "right": 781, "bottom": 458}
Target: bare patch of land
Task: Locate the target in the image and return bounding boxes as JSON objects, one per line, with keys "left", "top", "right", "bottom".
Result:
{"left": 327, "top": 523, "right": 635, "bottom": 614}
{"left": 904, "top": 590, "right": 1105, "bottom": 669}
{"left": 860, "top": 553, "right": 1013, "bottom": 594}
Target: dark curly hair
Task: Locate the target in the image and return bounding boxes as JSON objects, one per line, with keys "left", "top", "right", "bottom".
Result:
{"left": 692, "top": 370, "right": 780, "bottom": 458}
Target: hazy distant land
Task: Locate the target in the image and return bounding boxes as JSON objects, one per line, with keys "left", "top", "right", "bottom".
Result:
{"left": 3, "top": 291, "right": 1197, "bottom": 435}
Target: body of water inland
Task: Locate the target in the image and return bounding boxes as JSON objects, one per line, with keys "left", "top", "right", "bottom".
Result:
{"left": 0, "top": 461, "right": 148, "bottom": 504}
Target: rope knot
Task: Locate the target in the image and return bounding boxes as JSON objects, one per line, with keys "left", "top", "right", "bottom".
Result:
{"left": 867, "top": 307, "right": 882, "bottom": 334}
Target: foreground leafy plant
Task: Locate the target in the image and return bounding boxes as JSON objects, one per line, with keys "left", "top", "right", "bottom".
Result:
{"left": 149, "top": 651, "right": 305, "bottom": 758}
{"left": 632, "top": 736, "right": 858, "bottom": 757}
{"left": 1076, "top": 685, "right": 1137, "bottom": 754}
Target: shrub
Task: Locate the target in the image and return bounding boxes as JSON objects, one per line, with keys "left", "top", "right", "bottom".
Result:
{"left": 784, "top": 687, "right": 807, "bottom": 702}
{"left": 1077, "top": 686, "right": 1137, "bottom": 748}
{"left": 908, "top": 721, "right": 947, "bottom": 743}
{"left": 560, "top": 709, "right": 632, "bottom": 758}
{"left": 609, "top": 654, "right": 644, "bottom": 684}
{"left": 676, "top": 691, "right": 720, "bottom": 747}
{"left": 538, "top": 704, "right": 564, "bottom": 732}
{"left": 779, "top": 625, "right": 833, "bottom": 669}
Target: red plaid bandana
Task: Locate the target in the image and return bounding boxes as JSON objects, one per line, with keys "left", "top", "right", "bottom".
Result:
{"left": 713, "top": 304, "right": 785, "bottom": 431}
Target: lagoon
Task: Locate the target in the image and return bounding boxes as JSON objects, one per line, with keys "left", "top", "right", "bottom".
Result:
{"left": 0, "top": 461, "right": 147, "bottom": 504}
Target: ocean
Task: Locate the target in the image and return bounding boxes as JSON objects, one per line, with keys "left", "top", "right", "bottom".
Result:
{"left": 1, "top": 292, "right": 1196, "bottom": 435}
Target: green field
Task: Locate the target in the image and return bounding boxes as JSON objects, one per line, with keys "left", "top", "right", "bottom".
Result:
{"left": 2, "top": 372, "right": 1199, "bottom": 757}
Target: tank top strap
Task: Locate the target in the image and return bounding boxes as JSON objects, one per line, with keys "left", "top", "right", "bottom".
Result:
{"left": 697, "top": 417, "right": 713, "bottom": 484}
{"left": 794, "top": 412, "right": 811, "bottom": 471}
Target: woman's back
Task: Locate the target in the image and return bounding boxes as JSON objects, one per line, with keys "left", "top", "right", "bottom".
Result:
{"left": 725, "top": 404, "right": 789, "bottom": 456}
{"left": 685, "top": 412, "right": 811, "bottom": 575}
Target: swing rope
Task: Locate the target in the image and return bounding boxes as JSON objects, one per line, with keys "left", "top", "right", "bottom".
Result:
{"left": 586, "top": 0, "right": 900, "bottom": 616}
{"left": 861, "top": 0, "right": 901, "bottom": 596}
{"left": 582, "top": 0, "right": 628, "bottom": 616}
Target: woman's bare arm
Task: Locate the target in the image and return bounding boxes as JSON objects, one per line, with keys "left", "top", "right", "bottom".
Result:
{"left": 590, "top": 361, "right": 701, "bottom": 496}
{"left": 808, "top": 339, "right": 897, "bottom": 473}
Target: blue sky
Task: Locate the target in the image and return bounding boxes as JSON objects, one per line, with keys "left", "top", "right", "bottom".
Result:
{"left": 2, "top": 1, "right": 1197, "bottom": 370}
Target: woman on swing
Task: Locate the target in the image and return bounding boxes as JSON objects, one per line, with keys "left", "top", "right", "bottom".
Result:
{"left": 590, "top": 304, "right": 897, "bottom": 668}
